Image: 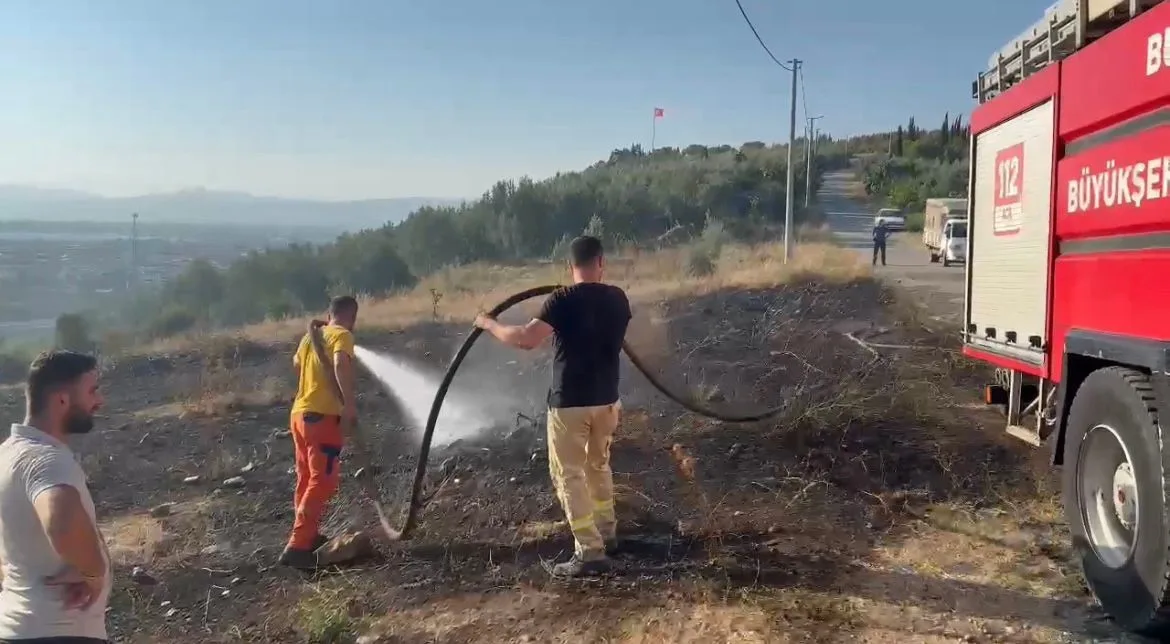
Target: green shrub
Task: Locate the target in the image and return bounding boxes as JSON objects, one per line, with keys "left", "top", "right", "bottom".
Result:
{"left": 686, "top": 247, "right": 716, "bottom": 277}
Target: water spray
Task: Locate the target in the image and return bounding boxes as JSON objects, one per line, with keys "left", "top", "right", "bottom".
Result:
{"left": 310, "top": 284, "right": 789, "bottom": 543}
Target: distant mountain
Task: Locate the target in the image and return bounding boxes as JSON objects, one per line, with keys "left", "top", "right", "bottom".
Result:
{"left": 0, "top": 185, "right": 464, "bottom": 232}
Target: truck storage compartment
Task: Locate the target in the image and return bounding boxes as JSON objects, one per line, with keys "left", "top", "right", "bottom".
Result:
{"left": 923, "top": 197, "right": 968, "bottom": 260}
{"left": 965, "top": 98, "right": 1055, "bottom": 367}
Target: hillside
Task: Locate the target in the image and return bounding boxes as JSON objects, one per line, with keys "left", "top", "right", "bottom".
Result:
{"left": 105, "top": 142, "right": 820, "bottom": 343}
{"left": 0, "top": 134, "right": 1119, "bottom": 641}
{"left": 0, "top": 185, "right": 462, "bottom": 232}
{"left": 0, "top": 233, "right": 1107, "bottom": 643}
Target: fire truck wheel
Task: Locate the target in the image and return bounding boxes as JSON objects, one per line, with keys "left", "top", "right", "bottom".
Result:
{"left": 929, "top": 251, "right": 939, "bottom": 263}
{"left": 1062, "top": 366, "right": 1170, "bottom": 634}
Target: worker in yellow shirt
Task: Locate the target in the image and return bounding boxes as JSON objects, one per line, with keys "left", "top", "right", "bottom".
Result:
{"left": 279, "top": 295, "right": 359, "bottom": 570}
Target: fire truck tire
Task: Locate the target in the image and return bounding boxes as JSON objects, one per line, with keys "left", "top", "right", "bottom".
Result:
{"left": 1062, "top": 366, "right": 1170, "bottom": 634}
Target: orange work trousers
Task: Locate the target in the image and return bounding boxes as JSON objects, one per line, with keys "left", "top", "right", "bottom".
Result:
{"left": 287, "top": 411, "right": 344, "bottom": 550}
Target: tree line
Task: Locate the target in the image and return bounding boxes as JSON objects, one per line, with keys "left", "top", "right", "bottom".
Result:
{"left": 858, "top": 114, "right": 972, "bottom": 214}
{"left": 116, "top": 141, "right": 822, "bottom": 339}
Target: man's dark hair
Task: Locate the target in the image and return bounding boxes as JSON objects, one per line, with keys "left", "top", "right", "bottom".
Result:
{"left": 329, "top": 295, "right": 359, "bottom": 318}
{"left": 26, "top": 350, "right": 98, "bottom": 415}
{"left": 569, "top": 236, "right": 604, "bottom": 267}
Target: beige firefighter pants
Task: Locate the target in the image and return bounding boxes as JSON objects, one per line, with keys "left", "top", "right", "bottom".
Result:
{"left": 546, "top": 400, "right": 621, "bottom": 560}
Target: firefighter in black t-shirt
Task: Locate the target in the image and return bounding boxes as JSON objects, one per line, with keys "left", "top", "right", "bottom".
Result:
{"left": 475, "top": 235, "right": 632, "bottom": 577}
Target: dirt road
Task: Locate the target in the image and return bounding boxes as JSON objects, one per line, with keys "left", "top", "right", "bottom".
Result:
{"left": 819, "top": 170, "right": 966, "bottom": 329}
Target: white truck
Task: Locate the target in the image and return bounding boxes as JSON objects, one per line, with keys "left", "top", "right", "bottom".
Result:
{"left": 922, "top": 198, "right": 968, "bottom": 266}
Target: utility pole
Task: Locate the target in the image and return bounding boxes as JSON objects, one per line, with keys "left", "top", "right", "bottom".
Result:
{"left": 783, "top": 59, "right": 801, "bottom": 264}
{"left": 804, "top": 115, "right": 823, "bottom": 208}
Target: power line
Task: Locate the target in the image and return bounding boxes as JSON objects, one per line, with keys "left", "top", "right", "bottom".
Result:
{"left": 733, "top": 0, "right": 792, "bottom": 71}
{"left": 798, "top": 65, "right": 810, "bottom": 122}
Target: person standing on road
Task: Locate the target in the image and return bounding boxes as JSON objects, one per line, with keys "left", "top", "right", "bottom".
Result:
{"left": 872, "top": 219, "right": 889, "bottom": 266}
{"left": 475, "top": 235, "right": 632, "bottom": 578}
{"left": 0, "top": 350, "right": 111, "bottom": 644}
{"left": 280, "top": 295, "right": 359, "bottom": 571}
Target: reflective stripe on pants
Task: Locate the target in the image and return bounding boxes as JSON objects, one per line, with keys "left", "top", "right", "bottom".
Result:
{"left": 287, "top": 411, "right": 344, "bottom": 549}
{"left": 547, "top": 401, "right": 621, "bottom": 560}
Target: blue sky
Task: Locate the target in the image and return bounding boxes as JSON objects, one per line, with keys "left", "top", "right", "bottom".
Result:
{"left": 0, "top": 0, "right": 1049, "bottom": 200}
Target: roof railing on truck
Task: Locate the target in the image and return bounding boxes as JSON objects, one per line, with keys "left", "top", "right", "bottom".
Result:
{"left": 973, "top": 0, "right": 1163, "bottom": 104}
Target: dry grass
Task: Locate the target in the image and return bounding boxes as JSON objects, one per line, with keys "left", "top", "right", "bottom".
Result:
{"left": 142, "top": 241, "right": 869, "bottom": 356}
{"left": 101, "top": 500, "right": 237, "bottom": 569}
{"left": 289, "top": 579, "right": 366, "bottom": 644}
{"left": 844, "top": 177, "right": 872, "bottom": 202}
{"left": 104, "top": 514, "right": 172, "bottom": 567}
{"left": 352, "top": 584, "right": 868, "bottom": 644}
{"left": 179, "top": 350, "right": 285, "bottom": 418}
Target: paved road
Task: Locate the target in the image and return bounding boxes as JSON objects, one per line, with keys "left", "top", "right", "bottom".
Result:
{"left": 818, "top": 171, "right": 966, "bottom": 329}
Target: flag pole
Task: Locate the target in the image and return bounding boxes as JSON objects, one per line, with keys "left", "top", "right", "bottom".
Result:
{"left": 651, "top": 113, "right": 656, "bottom": 151}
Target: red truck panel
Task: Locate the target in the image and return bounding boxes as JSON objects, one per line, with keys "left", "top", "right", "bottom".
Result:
{"left": 1048, "top": 4, "right": 1170, "bottom": 380}
{"left": 967, "top": 3, "right": 1170, "bottom": 383}
{"left": 1059, "top": 3, "right": 1170, "bottom": 141}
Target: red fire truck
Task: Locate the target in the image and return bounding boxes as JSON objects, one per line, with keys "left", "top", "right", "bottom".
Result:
{"left": 969, "top": 0, "right": 1170, "bottom": 632}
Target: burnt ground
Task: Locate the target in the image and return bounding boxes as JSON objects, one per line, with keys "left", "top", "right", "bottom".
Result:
{"left": 0, "top": 279, "right": 1129, "bottom": 643}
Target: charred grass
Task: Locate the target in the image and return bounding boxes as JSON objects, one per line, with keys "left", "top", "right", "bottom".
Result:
{"left": 0, "top": 240, "right": 1104, "bottom": 642}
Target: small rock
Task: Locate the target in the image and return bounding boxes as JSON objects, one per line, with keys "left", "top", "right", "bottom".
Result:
{"left": 165, "top": 608, "right": 179, "bottom": 619}
{"left": 222, "top": 476, "right": 246, "bottom": 488}
{"left": 240, "top": 462, "right": 255, "bottom": 474}
{"left": 230, "top": 576, "right": 244, "bottom": 586}
{"left": 509, "top": 477, "right": 518, "bottom": 484}
{"left": 318, "top": 530, "right": 376, "bottom": 566}
{"left": 271, "top": 429, "right": 291, "bottom": 439}
{"left": 452, "top": 478, "right": 461, "bottom": 485}
{"left": 182, "top": 475, "right": 201, "bottom": 485}
{"left": 150, "top": 503, "right": 173, "bottom": 518}
{"left": 159, "top": 600, "right": 172, "bottom": 608}
{"left": 354, "top": 465, "right": 380, "bottom": 479}
{"left": 733, "top": 511, "right": 745, "bottom": 517}
{"left": 220, "top": 589, "right": 230, "bottom": 597}
{"left": 130, "top": 566, "right": 158, "bottom": 585}
{"left": 981, "top": 622, "right": 1006, "bottom": 635}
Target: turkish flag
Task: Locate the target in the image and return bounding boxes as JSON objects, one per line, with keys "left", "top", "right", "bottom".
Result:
{"left": 653, "top": 107, "right": 664, "bottom": 118}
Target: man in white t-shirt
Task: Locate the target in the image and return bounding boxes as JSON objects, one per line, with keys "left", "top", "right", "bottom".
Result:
{"left": 0, "top": 351, "right": 110, "bottom": 644}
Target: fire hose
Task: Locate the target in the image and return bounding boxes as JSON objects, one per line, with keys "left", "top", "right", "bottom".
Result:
{"left": 308, "top": 284, "right": 787, "bottom": 542}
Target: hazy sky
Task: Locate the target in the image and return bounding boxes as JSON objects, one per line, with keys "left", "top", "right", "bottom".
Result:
{"left": 1, "top": 0, "right": 1047, "bottom": 201}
